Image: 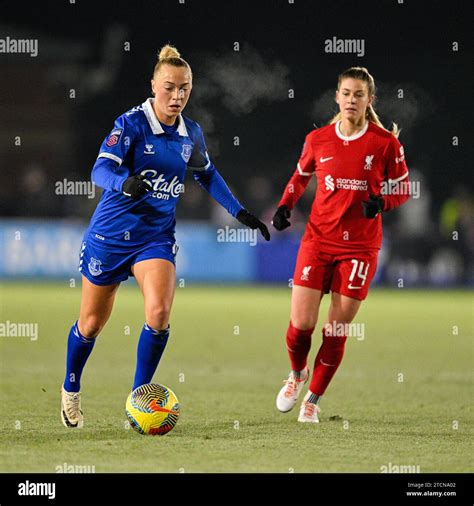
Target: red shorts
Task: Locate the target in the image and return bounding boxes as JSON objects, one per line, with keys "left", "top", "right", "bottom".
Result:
{"left": 293, "top": 242, "right": 379, "bottom": 300}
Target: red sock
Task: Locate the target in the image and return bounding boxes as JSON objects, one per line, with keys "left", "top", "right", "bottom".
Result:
{"left": 286, "top": 321, "right": 314, "bottom": 372}
{"left": 309, "top": 328, "right": 347, "bottom": 395}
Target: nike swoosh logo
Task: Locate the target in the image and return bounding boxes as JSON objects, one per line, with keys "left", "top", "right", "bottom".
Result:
{"left": 348, "top": 284, "right": 362, "bottom": 289}
{"left": 320, "top": 157, "right": 333, "bottom": 163}
{"left": 73, "top": 327, "right": 79, "bottom": 337}
{"left": 320, "top": 359, "right": 336, "bottom": 367}
{"left": 149, "top": 399, "right": 179, "bottom": 415}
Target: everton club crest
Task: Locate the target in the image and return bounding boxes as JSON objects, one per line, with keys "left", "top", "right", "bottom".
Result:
{"left": 88, "top": 257, "right": 103, "bottom": 276}
{"left": 181, "top": 144, "right": 192, "bottom": 163}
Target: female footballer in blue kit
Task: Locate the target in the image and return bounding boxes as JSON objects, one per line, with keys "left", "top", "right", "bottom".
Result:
{"left": 61, "top": 45, "right": 270, "bottom": 428}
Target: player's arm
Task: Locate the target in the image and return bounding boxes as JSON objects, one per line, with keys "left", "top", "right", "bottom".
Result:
{"left": 91, "top": 116, "right": 151, "bottom": 198}
{"left": 362, "top": 136, "right": 410, "bottom": 218}
{"left": 188, "top": 127, "right": 270, "bottom": 240}
{"left": 272, "top": 134, "right": 316, "bottom": 230}
{"left": 381, "top": 136, "right": 410, "bottom": 211}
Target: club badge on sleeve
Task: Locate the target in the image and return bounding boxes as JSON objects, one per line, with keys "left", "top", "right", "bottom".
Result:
{"left": 106, "top": 128, "right": 123, "bottom": 147}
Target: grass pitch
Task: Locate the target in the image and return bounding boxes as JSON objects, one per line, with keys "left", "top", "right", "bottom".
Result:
{"left": 0, "top": 283, "right": 472, "bottom": 473}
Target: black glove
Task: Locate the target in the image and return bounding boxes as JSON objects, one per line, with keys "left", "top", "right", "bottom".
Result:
{"left": 122, "top": 174, "right": 152, "bottom": 198}
{"left": 362, "top": 195, "right": 384, "bottom": 218}
{"left": 272, "top": 205, "right": 291, "bottom": 231}
{"left": 236, "top": 209, "right": 270, "bottom": 241}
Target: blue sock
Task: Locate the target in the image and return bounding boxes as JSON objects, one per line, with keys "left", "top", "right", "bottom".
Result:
{"left": 63, "top": 321, "right": 96, "bottom": 393}
{"left": 132, "top": 323, "right": 170, "bottom": 390}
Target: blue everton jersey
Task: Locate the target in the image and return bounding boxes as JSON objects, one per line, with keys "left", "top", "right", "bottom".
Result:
{"left": 86, "top": 98, "right": 241, "bottom": 247}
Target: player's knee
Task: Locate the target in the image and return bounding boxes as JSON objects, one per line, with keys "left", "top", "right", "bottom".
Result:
{"left": 291, "top": 315, "right": 317, "bottom": 331}
{"left": 78, "top": 316, "right": 105, "bottom": 338}
{"left": 146, "top": 305, "right": 171, "bottom": 330}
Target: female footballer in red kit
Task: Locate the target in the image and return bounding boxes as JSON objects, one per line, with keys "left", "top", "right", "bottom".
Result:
{"left": 272, "top": 67, "right": 410, "bottom": 423}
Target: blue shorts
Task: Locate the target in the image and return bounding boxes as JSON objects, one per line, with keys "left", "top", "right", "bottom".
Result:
{"left": 79, "top": 235, "right": 178, "bottom": 286}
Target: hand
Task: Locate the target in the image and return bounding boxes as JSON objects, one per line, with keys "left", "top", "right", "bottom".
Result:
{"left": 362, "top": 195, "right": 384, "bottom": 218}
{"left": 236, "top": 209, "right": 270, "bottom": 241}
{"left": 271, "top": 205, "right": 291, "bottom": 230}
{"left": 122, "top": 174, "right": 152, "bottom": 198}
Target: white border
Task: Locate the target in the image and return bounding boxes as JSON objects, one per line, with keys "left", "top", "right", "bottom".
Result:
{"left": 142, "top": 98, "right": 188, "bottom": 137}
{"left": 388, "top": 171, "right": 409, "bottom": 184}
{"left": 335, "top": 120, "right": 369, "bottom": 141}
{"left": 97, "top": 152, "right": 123, "bottom": 165}
{"left": 297, "top": 162, "right": 312, "bottom": 176}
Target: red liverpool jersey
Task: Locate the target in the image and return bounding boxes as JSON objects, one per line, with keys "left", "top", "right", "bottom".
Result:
{"left": 278, "top": 121, "right": 410, "bottom": 253}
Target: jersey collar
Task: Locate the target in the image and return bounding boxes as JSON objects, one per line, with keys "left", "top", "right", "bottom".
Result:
{"left": 335, "top": 120, "right": 368, "bottom": 141}
{"left": 142, "top": 97, "right": 188, "bottom": 137}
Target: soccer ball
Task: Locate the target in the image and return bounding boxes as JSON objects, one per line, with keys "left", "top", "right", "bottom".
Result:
{"left": 125, "top": 383, "right": 180, "bottom": 435}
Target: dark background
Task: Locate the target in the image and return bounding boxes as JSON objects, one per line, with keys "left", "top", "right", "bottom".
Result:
{"left": 1, "top": 0, "right": 472, "bottom": 282}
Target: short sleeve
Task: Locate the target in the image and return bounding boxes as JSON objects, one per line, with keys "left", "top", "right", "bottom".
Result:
{"left": 97, "top": 115, "right": 138, "bottom": 166}
{"left": 186, "top": 125, "right": 211, "bottom": 172}
{"left": 384, "top": 135, "right": 409, "bottom": 184}
{"left": 296, "top": 134, "right": 316, "bottom": 176}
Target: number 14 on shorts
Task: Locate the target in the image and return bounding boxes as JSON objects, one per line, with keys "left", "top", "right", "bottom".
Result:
{"left": 348, "top": 259, "right": 369, "bottom": 289}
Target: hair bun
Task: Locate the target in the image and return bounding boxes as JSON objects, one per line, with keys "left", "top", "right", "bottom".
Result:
{"left": 158, "top": 45, "right": 181, "bottom": 61}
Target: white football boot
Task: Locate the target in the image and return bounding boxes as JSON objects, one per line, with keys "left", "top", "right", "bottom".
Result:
{"left": 276, "top": 367, "right": 309, "bottom": 413}
{"left": 61, "top": 385, "right": 84, "bottom": 428}
{"left": 297, "top": 391, "right": 321, "bottom": 423}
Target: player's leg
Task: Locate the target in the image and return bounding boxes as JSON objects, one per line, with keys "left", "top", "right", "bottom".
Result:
{"left": 78, "top": 277, "right": 120, "bottom": 337}
{"left": 276, "top": 285, "right": 324, "bottom": 412}
{"left": 288, "top": 285, "right": 324, "bottom": 373}
{"left": 131, "top": 258, "right": 176, "bottom": 390}
{"left": 300, "top": 253, "right": 377, "bottom": 423}
{"left": 62, "top": 276, "right": 119, "bottom": 427}
{"left": 299, "top": 293, "right": 361, "bottom": 423}
{"left": 286, "top": 247, "right": 333, "bottom": 375}
{"left": 276, "top": 243, "right": 332, "bottom": 413}
{"left": 312, "top": 292, "right": 361, "bottom": 399}
{"left": 277, "top": 245, "right": 334, "bottom": 413}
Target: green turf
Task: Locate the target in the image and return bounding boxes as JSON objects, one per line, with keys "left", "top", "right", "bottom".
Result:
{"left": 0, "top": 283, "right": 472, "bottom": 473}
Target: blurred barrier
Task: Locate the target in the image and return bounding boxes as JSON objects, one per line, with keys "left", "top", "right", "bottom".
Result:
{"left": 175, "top": 224, "right": 255, "bottom": 282}
{"left": 255, "top": 236, "right": 300, "bottom": 283}
{"left": 0, "top": 220, "right": 84, "bottom": 279}
{"left": 0, "top": 219, "right": 469, "bottom": 286}
{"left": 0, "top": 219, "right": 259, "bottom": 282}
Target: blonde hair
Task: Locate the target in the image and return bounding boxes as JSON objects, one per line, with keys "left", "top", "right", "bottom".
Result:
{"left": 330, "top": 67, "right": 399, "bottom": 137}
{"left": 152, "top": 44, "right": 192, "bottom": 79}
